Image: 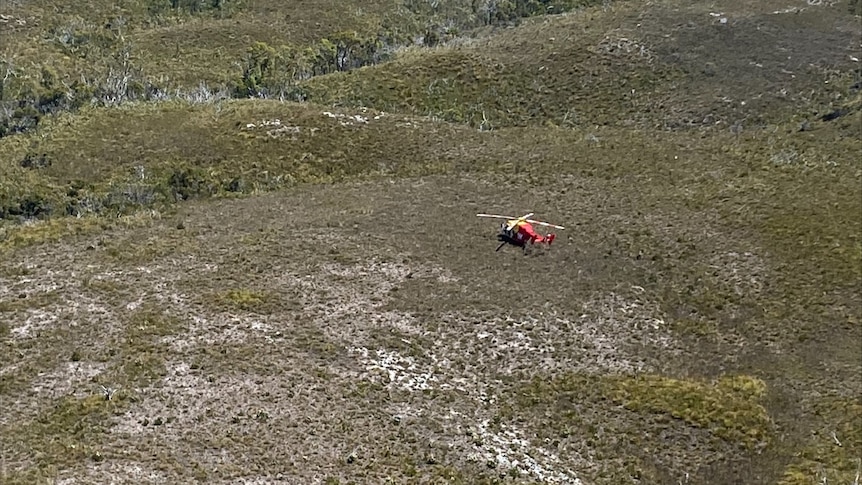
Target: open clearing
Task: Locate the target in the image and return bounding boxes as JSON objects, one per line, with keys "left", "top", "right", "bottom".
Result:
{"left": 2, "top": 173, "right": 858, "bottom": 484}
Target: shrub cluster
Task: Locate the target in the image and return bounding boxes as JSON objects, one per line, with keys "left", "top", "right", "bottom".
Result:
{"left": 0, "top": 35, "right": 163, "bottom": 139}
{"left": 232, "top": 32, "right": 395, "bottom": 99}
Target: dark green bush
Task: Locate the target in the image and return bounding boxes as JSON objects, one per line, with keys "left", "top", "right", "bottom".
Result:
{"left": 164, "top": 167, "right": 217, "bottom": 201}
{"left": 0, "top": 194, "right": 54, "bottom": 220}
{"left": 19, "top": 153, "right": 52, "bottom": 170}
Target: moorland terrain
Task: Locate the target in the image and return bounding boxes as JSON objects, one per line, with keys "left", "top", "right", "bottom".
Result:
{"left": 1, "top": 0, "right": 860, "bottom": 483}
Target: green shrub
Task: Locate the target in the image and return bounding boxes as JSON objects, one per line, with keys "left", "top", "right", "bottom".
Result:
{"left": 234, "top": 34, "right": 389, "bottom": 98}
{"left": 147, "top": 0, "right": 244, "bottom": 17}
{"left": 234, "top": 41, "right": 281, "bottom": 97}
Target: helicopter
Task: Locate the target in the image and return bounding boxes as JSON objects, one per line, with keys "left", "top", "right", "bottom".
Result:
{"left": 477, "top": 212, "right": 564, "bottom": 252}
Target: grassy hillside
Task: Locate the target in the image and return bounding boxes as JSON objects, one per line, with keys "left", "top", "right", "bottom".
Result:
{"left": 1, "top": 0, "right": 860, "bottom": 484}
{"left": 303, "top": 0, "right": 860, "bottom": 128}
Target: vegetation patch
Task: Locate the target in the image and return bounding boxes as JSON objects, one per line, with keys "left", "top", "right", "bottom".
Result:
{"left": 0, "top": 211, "right": 160, "bottom": 254}
{"left": 604, "top": 374, "right": 773, "bottom": 449}
{"left": 508, "top": 372, "right": 773, "bottom": 450}
{"left": 0, "top": 217, "right": 105, "bottom": 252}
{"left": 780, "top": 397, "right": 862, "bottom": 485}
{"left": 3, "top": 392, "right": 132, "bottom": 484}
{"left": 216, "top": 288, "right": 275, "bottom": 313}
{"left": 105, "top": 305, "right": 184, "bottom": 388}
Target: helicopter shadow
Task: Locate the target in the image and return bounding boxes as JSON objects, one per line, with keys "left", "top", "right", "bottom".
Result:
{"left": 494, "top": 234, "right": 553, "bottom": 257}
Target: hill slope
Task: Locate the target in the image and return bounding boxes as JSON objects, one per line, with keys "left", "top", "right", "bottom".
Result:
{"left": 302, "top": 0, "right": 860, "bottom": 128}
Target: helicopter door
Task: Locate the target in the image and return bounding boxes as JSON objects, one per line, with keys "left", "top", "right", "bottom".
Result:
{"left": 500, "top": 223, "right": 514, "bottom": 238}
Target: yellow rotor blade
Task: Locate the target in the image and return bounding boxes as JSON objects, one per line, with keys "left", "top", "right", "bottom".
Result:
{"left": 477, "top": 213, "right": 518, "bottom": 220}
{"left": 525, "top": 219, "right": 565, "bottom": 230}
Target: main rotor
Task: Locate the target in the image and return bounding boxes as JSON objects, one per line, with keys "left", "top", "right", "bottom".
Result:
{"left": 476, "top": 212, "right": 565, "bottom": 231}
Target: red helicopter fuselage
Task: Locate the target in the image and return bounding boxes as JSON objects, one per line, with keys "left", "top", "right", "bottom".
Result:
{"left": 498, "top": 220, "right": 556, "bottom": 249}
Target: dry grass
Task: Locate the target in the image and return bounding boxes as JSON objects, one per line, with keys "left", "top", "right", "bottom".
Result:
{"left": 1, "top": 170, "right": 859, "bottom": 483}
